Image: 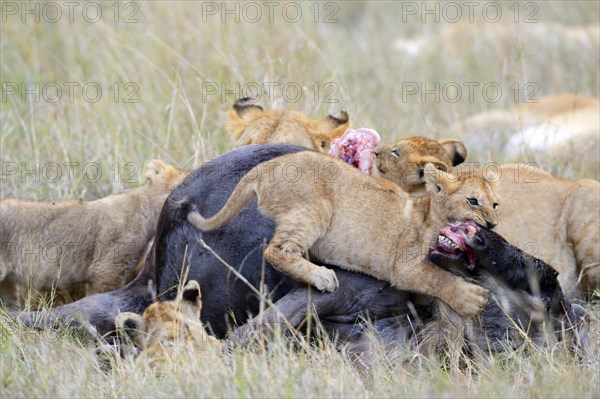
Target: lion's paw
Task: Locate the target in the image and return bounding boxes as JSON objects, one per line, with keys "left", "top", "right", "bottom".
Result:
{"left": 145, "top": 159, "right": 168, "bottom": 182}
{"left": 447, "top": 280, "right": 488, "bottom": 316}
{"left": 310, "top": 266, "right": 339, "bottom": 292}
{"left": 145, "top": 160, "right": 184, "bottom": 187}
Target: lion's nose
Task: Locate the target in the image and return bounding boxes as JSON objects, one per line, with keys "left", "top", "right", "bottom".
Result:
{"left": 486, "top": 220, "right": 497, "bottom": 229}
{"left": 374, "top": 151, "right": 380, "bottom": 156}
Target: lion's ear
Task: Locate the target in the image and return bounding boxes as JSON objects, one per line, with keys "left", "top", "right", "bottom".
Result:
{"left": 231, "top": 97, "right": 263, "bottom": 121}
{"left": 313, "top": 110, "right": 350, "bottom": 132}
{"left": 115, "top": 312, "right": 146, "bottom": 349}
{"left": 483, "top": 170, "right": 500, "bottom": 189}
{"left": 439, "top": 139, "right": 468, "bottom": 166}
{"left": 176, "top": 280, "right": 202, "bottom": 320}
{"left": 424, "top": 163, "right": 443, "bottom": 194}
{"left": 424, "top": 163, "right": 458, "bottom": 195}
{"left": 420, "top": 156, "right": 449, "bottom": 172}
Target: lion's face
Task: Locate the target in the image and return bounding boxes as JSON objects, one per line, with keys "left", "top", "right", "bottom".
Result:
{"left": 424, "top": 163, "right": 499, "bottom": 229}
{"left": 141, "top": 301, "right": 204, "bottom": 351}
{"left": 226, "top": 97, "right": 350, "bottom": 152}
{"left": 375, "top": 137, "right": 467, "bottom": 193}
{"left": 115, "top": 280, "right": 215, "bottom": 366}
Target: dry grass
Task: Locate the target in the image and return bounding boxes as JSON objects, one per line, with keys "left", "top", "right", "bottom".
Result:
{"left": 1, "top": 304, "right": 599, "bottom": 398}
{"left": 1, "top": 1, "right": 599, "bottom": 397}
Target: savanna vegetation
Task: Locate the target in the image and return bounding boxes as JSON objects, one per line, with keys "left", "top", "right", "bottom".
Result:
{"left": 1, "top": 1, "right": 598, "bottom": 397}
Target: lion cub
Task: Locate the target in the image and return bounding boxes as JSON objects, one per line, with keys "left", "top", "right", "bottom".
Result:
{"left": 375, "top": 136, "right": 600, "bottom": 297}
{"left": 226, "top": 97, "right": 350, "bottom": 152}
{"left": 374, "top": 136, "right": 468, "bottom": 194}
{"left": 115, "top": 280, "right": 220, "bottom": 369}
{"left": 188, "top": 151, "right": 499, "bottom": 316}
{"left": 0, "top": 160, "right": 185, "bottom": 307}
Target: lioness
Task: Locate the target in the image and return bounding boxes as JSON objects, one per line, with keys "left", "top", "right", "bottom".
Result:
{"left": 448, "top": 94, "right": 600, "bottom": 178}
{"left": 375, "top": 137, "right": 600, "bottom": 297}
{"left": 113, "top": 280, "right": 220, "bottom": 369}
{"left": 225, "top": 97, "right": 350, "bottom": 152}
{"left": 188, "top": 152, "right": 499, "bottom": 316}
{"left": 0, "top": 160, "right": 185, "bottom": 307}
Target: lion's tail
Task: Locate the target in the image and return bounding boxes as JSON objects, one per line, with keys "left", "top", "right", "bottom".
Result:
{"left": 187, "top": 169, "right": 259, "bottom": 232}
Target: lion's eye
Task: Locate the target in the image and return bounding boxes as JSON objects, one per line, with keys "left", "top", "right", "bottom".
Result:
{"left": 467, "top": 198, "right": 479, "bottom": 206}
{"left": 493, "top": 202, "right": 499, "bottom": 209}
{"left": 391, "top": 149, "right": 399, "bottom": 158}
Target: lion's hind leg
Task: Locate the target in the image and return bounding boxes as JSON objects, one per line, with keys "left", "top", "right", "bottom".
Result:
{"left": 263, "top": 211, "right": 338, "bottom": 292}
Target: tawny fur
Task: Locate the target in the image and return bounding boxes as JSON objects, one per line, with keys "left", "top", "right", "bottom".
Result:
{"left": 225, "top": 98, "right": 350, "bottom": 152}
{"left": 0, "top": 160, "right": 185, "bottom": 307}
{"left": 115, "top": 280, "right": 220, "bottom": 369}
{"left": 492, "top": 166, "right": 599, "bottom": 297}
{"left": 188, "top": 152, "right": 499, "bottom": 317}
{"left": 449, "top": 94, "right": 600, "bottom": 177}
{"left": 376, "top": 136, "right": 600, "bottom": 297}
{"left": 374, "top": 136, "right": 467, "bottom": 193}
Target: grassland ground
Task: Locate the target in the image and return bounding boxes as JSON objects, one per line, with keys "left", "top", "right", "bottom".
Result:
{"left": 1, "top": 1, "right": 599, "bottom": 397}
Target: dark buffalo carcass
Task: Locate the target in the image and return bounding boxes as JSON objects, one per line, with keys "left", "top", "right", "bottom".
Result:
{"left": 231, "top": 221, "right": 591, "bottom": 360}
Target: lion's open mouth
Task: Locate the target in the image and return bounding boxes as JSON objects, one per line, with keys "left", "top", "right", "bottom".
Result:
{"left": 429, "top": 221, "right": 479, "bottom": 269}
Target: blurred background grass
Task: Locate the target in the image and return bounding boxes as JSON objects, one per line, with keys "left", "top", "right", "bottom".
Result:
{"left": 2, "top": 1, "right": 598, "bottom": 200}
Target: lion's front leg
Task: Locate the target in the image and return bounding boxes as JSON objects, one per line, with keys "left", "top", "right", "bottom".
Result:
{"left": 394, "top": 259, "right": 488, "bottom": 317}
{"left": 264, "top": 227, "right": 339, "bottom": 293}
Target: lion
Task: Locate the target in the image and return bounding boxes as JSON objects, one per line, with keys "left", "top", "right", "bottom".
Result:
{"left": 483, "top": 165, "right": 599, "bottom": 297}
{"left": 225, "top": 97, "right": 350, "bottom": 152}
{"left": 375, "top": 136, "right": 600, "bottom": 297}
{"left": 448, "top": 94, "right": 600, "bottom": 179}
{"left": 374, "top": 136, "right": 468, "bottom": 193}
{"left": 187, "top": 151, "right": 499, "bottom": 317}
{"left": 113, "top": 280, "right": 220, "bottom": 369}
{"left": 0, "top": 160, "right": 186, "bottom": 307}
{"left": 396, "top": 21, "right": 599, "bottom": 60}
